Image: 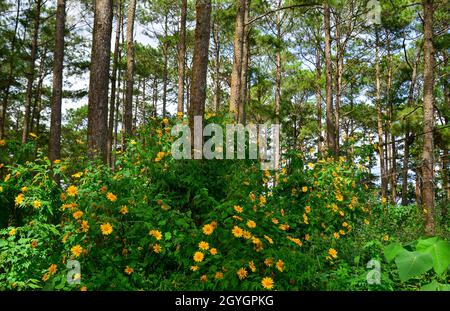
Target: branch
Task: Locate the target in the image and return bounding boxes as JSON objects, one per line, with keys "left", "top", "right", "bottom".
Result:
{"left": 246, "top": 3, "right": 320, "bottom": 26}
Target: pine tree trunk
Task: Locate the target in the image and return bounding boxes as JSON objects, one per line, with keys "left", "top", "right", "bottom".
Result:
{"left": 108, "top": 0, "right": 122, "bottom": 167}
{"left": 315, "top": 44, "right": 322, "bottom": 154}
{"left": 274, "top": 7, "right": 281, "bottom": 124}
{"left": 177, "top": 0, "right": 187, "bottom": 115}
{"left": 334, "top": 14, "right": 342, "bottom": 157}
{"left": 49, "top": 0, "right": 66, "bottom": 164}
{"left": 229, "top": 0, "right": 246, "bottom": 119}
{"left": 162, "top": 13, "right": 168, "bottom": 117}
{"left": 323, "top": 1, "right": 335, "bottom": 154}
{"left": 22, "top": 0, "right": 42, "bottom": 144}
{"left": 375, "top": 29, "right": 387, "bottom": 197}
{"left": 401, "top": 48, "right": 420, "bottom": 205}
{"left": 87, "top": 0, "right": 113, "bottom": 163}
{"left": 189, "top": 0, "right": 211, "bottom": 149}
{"left": 238, "top": 0, "right": 249, "bottom": 124}
{"left": 124, "top": 0, "right": 136, "bottom": 138}
{"left": 422, "top": 0, "right": 435, "bottom": 236}
{"left": 212, "top": 17, "right": 220, "bottom": 112}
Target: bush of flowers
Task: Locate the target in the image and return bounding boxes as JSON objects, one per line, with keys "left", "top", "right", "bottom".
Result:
{"left": 0, "top": 116, "right": 382, "bottom": 290}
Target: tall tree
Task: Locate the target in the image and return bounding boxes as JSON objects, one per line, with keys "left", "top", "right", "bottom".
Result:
{"left": 238, "top": 0, "right": 250, "bottom": 124}
{"left": 108, "top": 0, "right": 123, "bottom": 167}
{"left": 375, "top": 29, "right": 388, "bottom": 197}
{"left": 124, "top": 0, "right": 137, "bottom": 137}
{"left": 177, "top": 0, "right": 187, "bottom": 115}
{"left": 22, "top": 0, "right": 42, "bottom": 143}
{"left": 274, "top": 0, "right": 282, "bottom": 124}
{"left": 48, "top": 0, "right": 66, "bottom": 163}
{"left": 421, "top": 0, "right": 435, "bottom": 235}
{"left": 323, "top": 1, "right": 335, "bottom": 154}
{"left": 212, "top": 12, "right": 221, "bottom": 112}
{"left": 229, "top": 0, "right": 246, "bottom": 120}
{"left": 189, "top": 0, "right": 211, "bottom": 143}
{"left": 401, "top": 46, "right": 421, "bottom": 205}
{"left": 87, "top": 0, "right": 113, "bottom": 162}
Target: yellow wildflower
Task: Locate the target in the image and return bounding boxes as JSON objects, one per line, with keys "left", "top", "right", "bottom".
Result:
{"left": 81, "top": 220, "right": 89, "bottom": 233}
{"left": 8, "top": 228, "right": 17, "bottom": 236}
{"left": 149, "top": 229, "right": 162, "bottom": 240}
{"left": 198, "top": 241, "right": 209, "bottom": 250}
{"left": 100, "top": 223, "right": 113, "bottom": 235}
{"left": 153, "top": 244, "right": 161, "bottom": 253}
{"left": 264, "top": 258, "right": 273, "bottom": 267}
{"left": 264, "top": 235, "right": 273, "bottom": 244}
{"left": 193, "top": 251, "right": 204, "bottom": 262}
{"left": 48, "top": 264, "right": 58, "bottom": 275}
{"left": 73, "top": 211, "right": 84, "bottom": 220}
{"left": 246, "top": 220, "right": 256, "bottom": 229}
{"left": 328, "top": 248, "right": 338, "bottom": 259}
{"left": 106, "top": 192, "right": 117, "bottom": 202}
{"left": 202, "top": 224, "right": 214, "bottom": 235}
{"left": 119, "top": 206, "right": 128, "bottom": 215}
{"left": 261, "top": 277, "right": 274, "bottom": 289}
{"left": 249, "top": 261, "right": 257, "bottom": 272}
{"left": 124, "top": 266, "right": 134, "bottom": 275}
{"left": 66, "top": 185, "right": 78, "bottom": 197}
{"left": 32, "top": 200, "right": 41, "bottom": 209}
{"left": 276, "top": 259, "right": 284, "bottom": 272}
{"left": 71, "top": 245, "right": 83, "bottom": 257}
{"left": 15, "top": 194, "right": 25, "bottom": 206}
{"left": 237, "top": 268, "right": 248, "bottom": 280}
{"left": 234, "top": 205, "right": 243, "bottom": 213}
{"left": 231, "top": 226, "right": 243, "bottom": 238}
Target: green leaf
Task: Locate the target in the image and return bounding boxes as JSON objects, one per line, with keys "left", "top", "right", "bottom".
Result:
{"left": 395, "top": 250, "right": 433, "bottom": 282}
{"left": 416, "top": 238, "right": 450, "bottom": 275}
{"left": 384, "top": 243, "right": 404, "bottom": 262}
{"left": 420, "top": 280, "right": 450, "bottom": 291}
{"left": 164, "top": 232, "right": 172, "bottom": 240}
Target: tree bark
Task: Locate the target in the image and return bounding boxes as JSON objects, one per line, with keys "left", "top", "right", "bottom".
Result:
{"left": 162, "top": 12, "right": 168, "bottom": 117}
{"left": 375, "top": 29, "right": 387, "bottom": 197}
{"left": 334, "top": 15, "right": 343, "bottom": 157}
{"left": 49, "top": 0, "right": 66, "bottom": 164}
{"left": 274, "top": 6, "right": 281, "bottom": 124}
{"left": 177, "top": 0, "right": 187, "bottom": 115}
{"left": 212, "top": 16, "right": 221, "bottom": 112}
{"left": 189, "top": 0, "right": 211, "bottom": 142}
{"left": 87, "top": 0, "right": 113, "bottom": 163}
{"left": 401, "top": 47, "right": 421, "bottom": 205}
{"left": 22, "top": 0, "right": 42, "bottom": 144}
{"left": 124, "top": 0, "right": 136, "bottom": 138}
{"left": 229, "top": 0, "right": 246, "bottom": 119}
{"left": 323, "top": 1, "right": 335, "bottom": 154}
{"left": 238, "top": 0, "right": 250, "bottom": 124}
{"left": 422, "top": 0, "right": 435, "bottom": 236}
{"left": 315, "top": 43, "right": 322, "bottom": 154}
{"left": 108, "top": 0, "right": 122, "bottom": 167}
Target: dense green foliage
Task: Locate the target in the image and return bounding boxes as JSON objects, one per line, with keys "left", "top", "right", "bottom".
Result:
{"left": 1, "top": 117, "right": 448, "bottom": 290}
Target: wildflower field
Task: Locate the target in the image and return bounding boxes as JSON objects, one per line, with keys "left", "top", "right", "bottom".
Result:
{"left": 0, "top": 117, "right": 448, "bottom": 291}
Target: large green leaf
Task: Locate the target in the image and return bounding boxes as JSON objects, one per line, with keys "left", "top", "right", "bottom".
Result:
{"left": 395, "top": 250, "right": 433, "bottom": 282}
{"left": 384, "top": 243, "right": 404, "bottom": 263}
{"left": 416, "top": 238, "right": 450, "bottom": 275}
